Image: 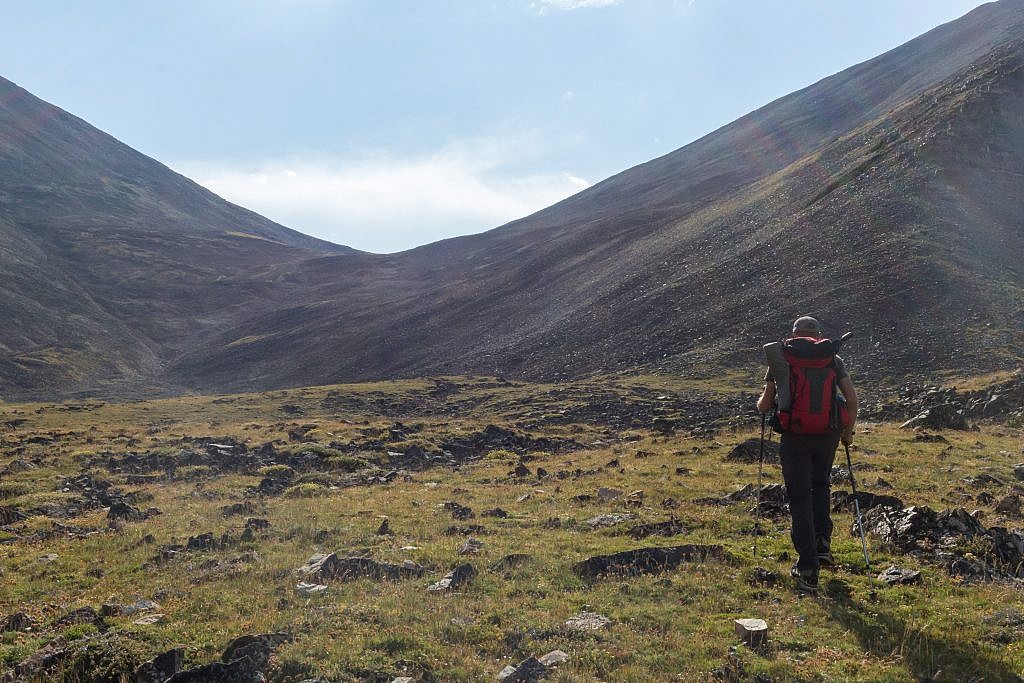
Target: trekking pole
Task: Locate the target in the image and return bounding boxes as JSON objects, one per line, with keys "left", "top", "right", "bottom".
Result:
{"left": 845, "top": 442, "right": 871, "bottom": 571}
{"left": 754, "top": 412, "right": 766, "bottom": 559}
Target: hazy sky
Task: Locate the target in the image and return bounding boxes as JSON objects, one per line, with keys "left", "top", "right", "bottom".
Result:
{"left": 1, "top": 0, "right": 988, "bottom": 253}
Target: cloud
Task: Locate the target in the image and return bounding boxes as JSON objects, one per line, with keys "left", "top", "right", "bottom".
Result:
{"left": 531, "top": 0, "right": 619, "bottom": 14}
{"left": 174, "top": 140, "right": 591, "bottom": 253}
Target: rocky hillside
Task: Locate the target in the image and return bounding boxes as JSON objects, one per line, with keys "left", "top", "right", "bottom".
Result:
{"left": 2, "top": 1, "right": 1024, "bottom": 399}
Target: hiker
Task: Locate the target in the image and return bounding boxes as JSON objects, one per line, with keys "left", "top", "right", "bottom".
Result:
{"left": 756, "top": 316, "right": 857, "bottom": 593}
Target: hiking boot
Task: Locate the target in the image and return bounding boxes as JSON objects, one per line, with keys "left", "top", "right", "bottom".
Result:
{"left": 790, "top": 566, "right": 819, "bottom": 593}
{"left": 817, "top": 552, "right": 835, "bottom": 568}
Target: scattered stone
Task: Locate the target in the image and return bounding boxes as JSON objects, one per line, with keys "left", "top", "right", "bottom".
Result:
{"left": 134, "top": 613, "right": 166, "bottom": 625}
{"left": 516, "top": 493, "right": 532, "bottom": 503}
{"left": 8, "top": 635, "right": 68, "bottom": 680}
{"left": 627, "top": 519, "right": 686, "bottom": 540}
{"left": 963, "top": 473, "right": 1005, "bottom": 489}
{"left": 496, "top": 656, "right": 548, "bottom": 682}
{"left": 734, "top": 618, "right": 768, "bottom": 648}
{"left": 482, "top": 507, "right": 509, "bottom": 518}
{"left": 297, "top": 553, "right": 425, "bottom": 582}
{"left": 748, "top": 567, "right": 779, "bottom": 587}
{"left": 458, "top": 537, "right": 483, "bottom": 555}
{"left": 573, "top": 544, "right": 724, "bottom": 580}
{"left": 0, "top": 612, "right": 33, "bottom": 632}
{"left": 0, "top": 505, "right": 27, "bottom": 525}
{"left": 724, "top": 439, "right": 779, "bottom": 464}
{"left": 221, "top": 502, "right": 259, "bottom": 517}
{"left": 877, "top": 566, "right": 922, "bottom": 586}
{"left": 565, "top": 611, "right": 611, "bottom": 631}
{"left": 295, "top": 582, "right": 328, "bottom": 596}
{"left": 977, "top": 491, "right": 996, "bottom": 505}
{"left": 831, "top": 491, "right": 904, "bottom": 513}
{"left": 376, "top": 519, "right": 393, "bottom": 535}
{"left": 187, "top": 532, "right": 217, "bottom": 551}
{"left": 584, "top": 513, "right": 634, "bottom": 529}
{"left": 444, "top": 524, "right": 486, "bottom": 536}
{"left": 995, "top": 494, "right": 1022, "bottom": 516}
{"left": 1014, "top": 464, "right": 1024, "bottom": 481}
{"left": 428, "top": 563, "right": 477, "bottom": 592}
{"left": 912, "top": 432, "right": 949, "bottom": 443}
{"left": 38, "top": 553, "right": 59, "bottom": 563}
{"left": 444, "top": 501, "right": 474, "bottom": 520}
{"left": 244, "top": 518, "right": 271, "bottom": 531}
{"left": 510, "top": 464, "right": 531, "bottom": 478}
{"left": 121, "top": 599, "right": 160, "bottom": 615}
{"left": 164, "top": 655, "right": 260, "bottom": 682}
{"left": 597, "top": 487, "right": 623, "bottom": 502}
{"left": 221, "top": 632, "right": 292, "bottom": 670}
{"left": 899, "top": 403, "right": 970, "bottom": 431}
{"left": 107, "top": 501, "right": 147, "bottom": 522}
{"left": 489, "top": 554, "right": 533, "bottom": 573}
{"left": 52, "top": 606, "right": 101, "bottom": 629}
{"left": 135, "top": 647, "right": 185, "bottom": 683}
{"left": 537, "top": 650, "right": 569, "bottom": 668}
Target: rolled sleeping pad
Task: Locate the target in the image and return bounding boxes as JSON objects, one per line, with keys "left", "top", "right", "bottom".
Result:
{"left": 763, "top": 341, "right": 791, "bottom": 411}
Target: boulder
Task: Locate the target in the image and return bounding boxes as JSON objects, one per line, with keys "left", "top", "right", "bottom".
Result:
{"left": 135, "top": 647, "right": 185, "bottom": 683}
{"left": 221, "top": 632, "right": 292, "bottom": 670}
{"left": 733, "top": 618, "right": 768, "bottom": 648}
{"left": 724, "top": 438, "right": 779, "bottom": 464}
{"left": 877, "top": 566, "right": 922, "bottom": 586}
{"left": 428, "top": 563, "right": 477, "bottom": 592}
{"left": 573, "top": 544, "right": 725, "bottom": 580}
{"left": 899, "top": 403, "right": 970, "bottom": 430}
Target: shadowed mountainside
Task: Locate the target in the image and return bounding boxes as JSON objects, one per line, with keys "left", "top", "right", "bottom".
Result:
{"left": 2, "top": 1, "right": 1023, "bottom": 399}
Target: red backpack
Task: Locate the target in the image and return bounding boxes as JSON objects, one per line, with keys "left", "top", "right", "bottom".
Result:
{"left": 774, "top": 337, "right": 850, "bottom": 435}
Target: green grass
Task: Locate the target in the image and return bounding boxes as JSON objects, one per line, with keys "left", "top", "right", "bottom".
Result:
{"left": 0, "top": 375, "right": 1022, "bottom": 681}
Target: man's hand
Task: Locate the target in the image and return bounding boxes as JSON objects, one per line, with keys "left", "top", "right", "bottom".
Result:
{"left": 841, "top": 427, "right": 854, "bottom": 446}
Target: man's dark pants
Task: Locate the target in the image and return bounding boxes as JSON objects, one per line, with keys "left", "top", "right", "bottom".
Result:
{"left": 779, "top": 431, "right": 840, "bottom": 575}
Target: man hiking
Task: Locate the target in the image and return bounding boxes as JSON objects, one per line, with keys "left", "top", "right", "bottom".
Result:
{"left": 757, "top": 316, "right": 857, "bottom": 593}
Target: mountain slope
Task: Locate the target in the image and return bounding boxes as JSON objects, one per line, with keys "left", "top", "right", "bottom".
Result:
{"left": 168, "top": 0, "right": 1024, "bottom": 393}
{"left": 2, "top": 1, "right": 1023, "bottom": 399}
{"left": 0, "top": 75, "right": 353, "bottom": 396}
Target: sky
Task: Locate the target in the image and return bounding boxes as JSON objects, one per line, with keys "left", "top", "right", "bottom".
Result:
{"left": 0, "top": 0, "right": 989, "bottom": 253}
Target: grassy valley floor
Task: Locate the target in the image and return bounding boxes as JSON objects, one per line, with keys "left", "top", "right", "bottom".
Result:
{"left": 0, "top": 375, "right": 1022, "bottom": 681}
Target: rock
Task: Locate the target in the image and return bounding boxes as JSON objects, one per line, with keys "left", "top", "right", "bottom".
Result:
{"left": 187, "top": 533, "right": 217, "bottom": 551}
{"left": 831, "top": 491, "right": 904, "bottom": 513}
{"left": 244, "top": 518, "right": 271, "bottom": 531}
{"left": 0, "top": 612, "right": 33, "bottom": 632}
{"left": 596, "top": 487, "right": 623, "bottom": 502}
{"left": 392, "top": 678, "right": 416, "bottom": 683}
{"left": 376, "top": 519, "right": 393, "bottom": 535}
{"left": 428, "top": 563, "right": 477, "bottom": 592}
{"left": 877, "top": 565, "right": 922, "bottom": 586}
{"left": 537, "top": 650, "right": 568, "bottom": 668}
{"left": 748, "top": 567, "right": 779, "bottom": 586}
{"left": 627, "top": 519, "right": 686, "bottom": 540}
{"left": 584, "top": 513, "right": 634, "bottom": 529}
{"left": 734, "top": 618, "right": 768, "bottom": 648}
{"left": 52, "top": 606, "right": 101, "bottom": 628}
{"left": 134, "top": 613, "right": 166, "bottom": 625}
{"left": 121, "top": 599, "right": 160, "bottom": 615}
{"left": 297, "top": 553, "right": 425, "bottom": 582}
{"left": 489, "top": 554, "right": 532, "bottom": 573}
{"left": 912, "top": 432, "right": 949, "bottom": 443}
{"left": 574, "top": 544, "right": 725, "bottom": 580}
{"left": 108, "top": 501, "right": 147, "bottom": 522}
{"left": 221, "top": 632, "right": 291, "bottom": 670}
{"left": 9, "top": 636, "right": 68, "bottom": 680}
{"left": 0, "top": 506, "right": 27, "bottom": 525}
{"left": 295, "top": 582, "right": 328, "bottom": 595}
{"left": 496, "top": 656, "right": 548, "bottom": 682}
{"left": 1015, "top": 464, "right": 1024, "bottom": 481}
{"left": 995, "top": 494, "right": 1022, "bottom": 516}
{"left": 565, "top": 611, "right": 611, "bottom": 631}
{"left": 135, "top": 647, "right": 185, "bottom": 683}
{"left": 724, "top": 438, "right": 779, "bottom": 464}
{"left": 164, "top": 656, "right": 261, "bottom": 683}
{"left": 444, "top": 501, "right": 474, "bottom": 520}
{"left": 481, "top": 508, "right": 509, "bottom": 518}
{"left": 458, "top": 537, "right": 483, "bottom": 555}
{"left": 899, "top": 403, "right": 970, "bottom": 431}
{"left": 510, "top": 464, "right": 531, "bottom": 478}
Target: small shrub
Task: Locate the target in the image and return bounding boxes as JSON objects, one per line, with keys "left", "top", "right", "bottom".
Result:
{"left": 258, "top": 464, "right": 296, "bottom": 479}
{"left": 325, "top": 455, "right": 368, "bottom": 473}
{"left": 485, "top": 449, "right": 517, "bottom": 461}
{"left": 284, "top": 483, "right": 326, "bottom": 498}
{"left": 175, "top": 465, "right": 213, "bottom": 480}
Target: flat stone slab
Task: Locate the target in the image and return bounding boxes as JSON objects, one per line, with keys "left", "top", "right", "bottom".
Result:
{"left": 573, "top": 544, "right": 725, "bottom": 580}
{"left": 734, "top": 618, "right": 768, "bottom": 648}
{"left": 297, "top": 552, "right": 425, "bottom": 582}
{"left": 565, "top": 611, "right": 611, "bottom": 631}
{"left": 877, "top": 565, "right": 922, "bottom": 586}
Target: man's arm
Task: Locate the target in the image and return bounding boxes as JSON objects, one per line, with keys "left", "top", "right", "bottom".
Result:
{"left": 757, "top": 380, "right": 776, "bottom": 414}
{"left": 838, "top": 376, "right": 858, "bottom": 445}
